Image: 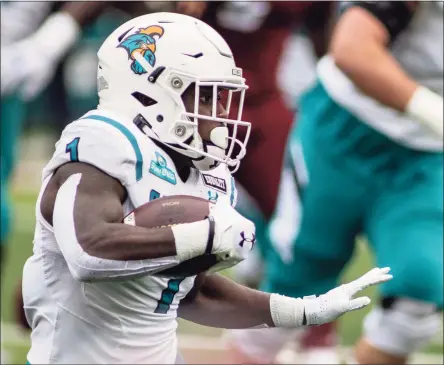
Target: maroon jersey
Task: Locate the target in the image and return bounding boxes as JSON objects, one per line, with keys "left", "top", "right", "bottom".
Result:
{"left": 203, "top": 2, "right": 314, "bottom": 102}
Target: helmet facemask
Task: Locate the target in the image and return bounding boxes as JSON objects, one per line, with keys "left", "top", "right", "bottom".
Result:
{"left": 132, "top": 48, "right": 251, "bottom": 173}
{"left": 168, "top": 73, "right": 251, "bottom": 172}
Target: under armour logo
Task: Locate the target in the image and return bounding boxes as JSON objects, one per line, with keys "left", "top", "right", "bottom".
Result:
{"left": 239, "top": 231, "right": 256, "bottom": 248}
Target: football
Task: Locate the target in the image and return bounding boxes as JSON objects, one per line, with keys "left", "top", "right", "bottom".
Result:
{"left": 123, "top": 195, "right": 218, "bottom": 277}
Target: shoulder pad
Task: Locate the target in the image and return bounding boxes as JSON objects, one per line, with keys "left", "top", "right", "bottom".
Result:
{"left": 43, "top": 114, "right": 145, "bottom": 186}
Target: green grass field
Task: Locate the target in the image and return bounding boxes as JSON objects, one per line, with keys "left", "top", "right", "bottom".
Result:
{"left": 2, "top": 190, "right": 442, "bottom": 364}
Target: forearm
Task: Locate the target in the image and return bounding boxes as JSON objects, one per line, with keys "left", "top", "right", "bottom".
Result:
{"left": 53, "top": 173, "right": 209, "bottom": 282}
{"left": 80, "top": 222, "right": 177, "bottom": 261}
{"left": 179, "top": 274, "right": 275, "bottom": 329}
{"left": 331, "top": 40, "right": 418, "bottom": 112}
{"left": 54, "top": 219, "right": 180, "bottom": 282}
{"left": 55, "top": 215, "right": 180, "bottom": 282}
{"left": 331, "top": 5, "right": 443, "bottom": 136}
{"left": 179, "top": 268, "right": 392, "bottom": 330}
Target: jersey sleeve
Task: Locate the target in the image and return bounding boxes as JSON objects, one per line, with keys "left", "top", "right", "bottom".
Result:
{"left": 43, "top": 117, "right": 141, "bottom": 187}
{"left": 339, "top": 1, "right": 415, "bottom": 41}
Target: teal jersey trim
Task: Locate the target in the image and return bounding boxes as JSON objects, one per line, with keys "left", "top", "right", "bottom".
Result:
{"left": 230, "top": 176, "right": 235, "bottom": 206}
{"left": 81, "top": 115, "right": 143, "bottom": 181}
{"left": 154, "top": 278, "right": 185, "bottom": 314}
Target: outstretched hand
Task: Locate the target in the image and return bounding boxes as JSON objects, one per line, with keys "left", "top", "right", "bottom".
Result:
{"left": 304, "top": 267, "right": 393, "bottom": 326}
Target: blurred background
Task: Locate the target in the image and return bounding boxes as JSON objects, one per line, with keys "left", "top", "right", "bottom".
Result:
{"left": 1, "top": 1, "right": 442, "bottom": 364}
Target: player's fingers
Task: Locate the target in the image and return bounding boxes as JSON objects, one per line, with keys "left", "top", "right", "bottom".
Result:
{"left": 354, "top": 267, "right": 392, "bottom": 290}
{"left": 360, "top": 271, "right": 393, "bottom": 290}
{"left": 347, "top": 268, "right": 392, "bottom": 296}
{"left": 348, "top": 296, "right": 371, "bottom": 312}
{"left": 377, "top": 273, "right": 393, "bottom": 284}
{"left": 378, "top": 267, "right": 391, "bottom": 275}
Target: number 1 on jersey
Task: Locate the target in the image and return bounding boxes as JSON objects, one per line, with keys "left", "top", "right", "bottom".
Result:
{"left": 66, "top": 137, "right": 80, "bottom": 162}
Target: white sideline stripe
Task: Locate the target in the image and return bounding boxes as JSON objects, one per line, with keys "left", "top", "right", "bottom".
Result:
{"left": 2, "top": 323, "right": 442, "bottom": 364}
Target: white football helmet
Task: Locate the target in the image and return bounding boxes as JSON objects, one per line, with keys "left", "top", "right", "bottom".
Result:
{"left": 97, "top": 12, "right": 250, "bottom": 172}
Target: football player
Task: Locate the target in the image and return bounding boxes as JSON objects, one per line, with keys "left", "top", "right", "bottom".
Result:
{"left": 21, "top": 13, "right": 392, "bottom": 364}
{"left": 229, "top": 2, "right": 443, "bottom": 364}
{"left": 1, "top": 1, "right": 52, "bottom": 270}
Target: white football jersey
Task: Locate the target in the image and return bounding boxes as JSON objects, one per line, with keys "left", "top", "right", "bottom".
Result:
{"left": 23, "top": 108, "right": 237, "bottom": 364}
{"left": 318, "top": 2, "right": 443, "bottom": 151}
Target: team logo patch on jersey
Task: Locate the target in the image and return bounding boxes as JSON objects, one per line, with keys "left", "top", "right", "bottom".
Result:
{"left": 149, "top": 152, "right": 176, "bottom": 185}
{"left": 117, "top": 25, "right": 164, "bottom": 75}
{"left": 201, "top": 173, "right": 227, "bottom": 193}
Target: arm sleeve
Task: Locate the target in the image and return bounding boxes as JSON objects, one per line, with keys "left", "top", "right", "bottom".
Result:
{"left": 339, "top": 1, "right": 415, "bottom": 41}
{"left": 53, "top": 173, "right": 179, "bottom": 282}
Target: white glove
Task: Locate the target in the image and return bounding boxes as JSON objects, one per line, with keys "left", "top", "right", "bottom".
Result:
{"left": 206, "top": 202, "right": 256, "bottom": 273}
{"left": 1, "top": 12, "right": 80, "bottom": 101}
{"left": 304, "top": 267, "right": 393, "bottom": 325}
{"left": 270, "top": 267, "right": 393, "bottom": 328}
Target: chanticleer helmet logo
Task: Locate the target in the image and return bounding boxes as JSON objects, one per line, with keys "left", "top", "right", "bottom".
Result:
{"left": 117, "top": 25, "right": 164, "bottom": 75}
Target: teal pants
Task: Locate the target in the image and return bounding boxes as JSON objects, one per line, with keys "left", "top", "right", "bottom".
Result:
{"left": 1, "top": 95, "right": 25, "bottom": 244}
{"left": 262, "top": 81, "right": 443, "bottom": 308}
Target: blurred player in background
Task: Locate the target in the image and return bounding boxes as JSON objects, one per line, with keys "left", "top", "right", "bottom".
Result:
{"left": 229, "top": 1, "right": 443, "bottom": 364}
{"left": 1, "top": 2, "right": 69, "bottom": 361}
{"left": 21, "top": 12, "right": 392, "bottom": 364}
{"left": 1, "top": 1, "right": 120, "bottom": 339}
{"left": 1, "top": 1, "right": 51, "bottom": 274}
